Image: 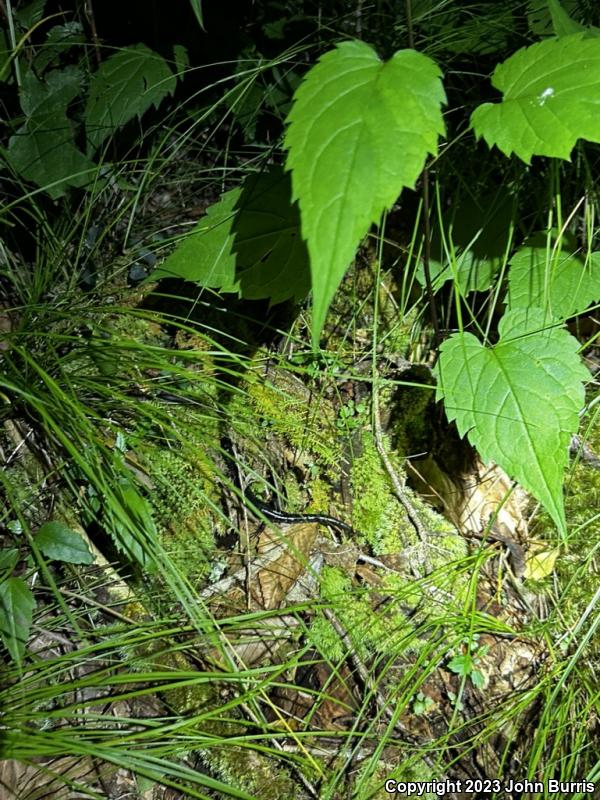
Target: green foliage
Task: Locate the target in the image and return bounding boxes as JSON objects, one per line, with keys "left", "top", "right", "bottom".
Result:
{"left": 447, "top": 636, "right": 489, "bottom": 689}
{"left": 144, "top": 441, "right": 220, "bottom": 585}
{"left": 2, "top": 22, "right": 182, "bottom": 196}
{"left": 351, "top": 434, "right": 410, "bottom": 554}
{"left": 188, "top": 0, "right": 203, "bottom": 28}
{"left": 470, "top": 34, "right": 600, "bottom": 163}
{"left": 6, "top": 66, "right": 95, "bottom": 197}
{"left": 34, "top": 22, "right": 86, "bottom": 72}
{"left": 417, "top": 188, "right": 514, "bottom": 295}
{"left": 507, "top": 238, "right": 600, "bottom": 319}
{"left": 35, "top": 521, "right": 94, "bottom": 564}
{"left": 435, "top": 308, "right": 588, "bottom": 536}
{"left": 2, "top": 4, "right": 600, "bottom": 792}
{"left": 226, "top": 51, "right": 301, "bottom": 143}
{"left": 414, "top": 1, "right": 516, "bottom": 55}
{"left": 153, "top": 166, "right": 310, "bottom": 303}
{"left": 14, "top": 0, "right": 46, "bottom": 28}
{"left": 527, "top": 0, "right": 581, "bottom": 36}
{"left": 311, "top": 566, "right": 412, "bottom": 660}
{"left": 0, "top": 576, "right": 35, "bottom": 662}
{"left": 545, "top": 0, "right": 590, "bottom": 34}
{"left": 85, "top": 44, "right": 177, "bottom": 153}
{"left": 0, "top": 549, "right": 19, "bottom": 574}
{"left": 284, "top": 39, "right": 445, "bottom": 345}
{"left": 155, "top": 186, "right": 240, "bottom": 291}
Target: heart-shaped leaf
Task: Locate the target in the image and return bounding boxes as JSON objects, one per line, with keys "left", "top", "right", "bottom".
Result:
{"left": 435, "top": 309, "right": 588, "bottom": 536}
{"left": 470, "top": 34, "right": 600, "bottom": 163}
{"left": 284, "top": 39, "right": 445, "bottom": 345}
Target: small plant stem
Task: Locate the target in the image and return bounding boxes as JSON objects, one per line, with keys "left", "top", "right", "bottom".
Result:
{"left": 5, "top": 0, "right": 21, "bottom": 88}
{"left": 84, "top": 0, "right": 102, "bottom": 66}
{"left": 405, "top": 0, "right": 441, "bottom": 347}
{"left": 421, "top": 171, "right": 441, "bottom": 346}
{"left": 405, "top": 0, "right": 415, "bottom": 49}
{"left": 355, "top": 0, "right": 363, "bottom": 38}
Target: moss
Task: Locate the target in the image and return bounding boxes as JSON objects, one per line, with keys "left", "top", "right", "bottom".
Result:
{"left": 245, "top": 373, "right": 341, "bottom": 471}
{"left": 388, "top": 372, "right": 436, "bottom": 460}
{"left": 350, "top": 432, "right": 413, "bottom": 555}
{"left": 227, "top": 362, "right": 343, "bottom": 518}
{"left": 138, "top": 410, "right": 222, "bottom": 586}
{"left": 309, "top": 566, "right": 414, "bottom": 661}
{"left": 198, "top": 745, "right": 302, "bottom": 800}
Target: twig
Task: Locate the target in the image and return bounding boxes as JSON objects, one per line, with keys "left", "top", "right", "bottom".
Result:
{"left": 199, "top": 542, "right": 288, "bottom": 600}
{"left": 323, "top": 607, "right": 437, "bottom": 767}
{"left": 355, "top": 0, "right": 363, "bottom": 38}
{"left": 84, "top": 0, "right": 102, "bottom": 66}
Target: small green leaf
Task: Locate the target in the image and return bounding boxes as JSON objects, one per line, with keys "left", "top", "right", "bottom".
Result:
{"left": 36, "top": 522, "right": 94, "bottom": 564}
{"left": 508, "top": 242, "right": 600, "bottom": 319}
{"left": 0, "top": 576, "right": 35, "bottom": 662}
{"left": 435, "top": 309, "right": 588, "bottom": 536}
{"left": 0, "top": 549, "right": 19, "bottom": 573}
{"left": 14, "top": 0, "right": 46, "bottom": 29}
{"left": 7, "top": 124, "right": 95, "bottom": 198}
{"left": 470, "top": 669, "right": 485, "bottom": 689}
{"left": 173, "top": 44, "right": 189, "bottom": 76}
{"left": 284, "top": 39, "right": 445, "bottom": 346}
{"left": 447, "top": 654, "right": 471, "bottom": 676}
{"left": 86, "top": 44, "right": 176, "bottom": 152}
{"left": 471, "top": 35, "right": 600, "bottom": 163}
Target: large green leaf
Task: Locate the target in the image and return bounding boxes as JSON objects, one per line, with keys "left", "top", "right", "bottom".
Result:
{"left": 284, "top": 39, "right": 445, "bottom": 346}
{"left": 435, "top": 309, "right": 588, "bottom": 536}
{"left": 5, "top": 67, "right": 95, "bottom": 197}
{"left": 86, "top": 44, "right": 176, "bottom": 152}
{"left": 7, "top": 124, "right": 96, "bottom": 198}
{"left": 153, "top": 186, "right": 240, "bottom": 291}
{"left": 470, "top": 34, "right": 600, "bottom": 163}
{"left": 0, "top": 576, "right": 35, "bottom": 663}
{"left": 19, "top": 64, "right": 81, "bottom": 116}
{"left": 507, "top": 241, "right": 600, "bottom": 318}
{"left": 234, "top": 169, "right": 310, "bottom": 303}
{"left": 152, "top": 166, "right": 311, "bottom": 304}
